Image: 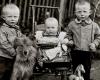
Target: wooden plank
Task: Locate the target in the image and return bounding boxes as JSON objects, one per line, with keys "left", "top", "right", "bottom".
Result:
{"left": 27, "top": 0, "right": 32, "bottom": 26}
{"left": 68, "top": 0, "right": 72, "bottom": 17}
{"left": 32, "top": 0, "right": 37, "bottom": 32}
{"left": 42, "top": 0, "right": 45, "bottom": 11}
{"left": 42, "top": 0, "right": 46, "bottom": 19}
{"left": 52, "top": 0, "right": 56, "bottom": 16}
{"left": 22, "top": 0, "right": 28, "bottom": 25}
{"left": 14, "top": 0, "right": 17, "bottom": 4}
{"left": 33, "top": 0, "right": 37, "bottom": 5}
{"left": 8, "top": 0, "right": 12, "bottom": 3}
{"left": 59, "top": 0, "right": 68, "bottom": 30}
{"left": 45, "top": 0, "right": 49, "bottom": 12}
{"left": 19, "top": 0, "right": 22, "bottom": 9}
{"left": 19, "top": 0, "right": 23, "bottom": 22}
{"left": 2, "top": 0, "right": 5, "bottom": 6}
{"left": 32, "top": 6, "right": 35, "bottom": 34}
{"left": 70, "top": 0, "right": 75, "bottom": 17}
{"left": 49, "top": 0, "right": 53, "bottom": 16}
{"left": 30, "top": 5, "right": 59, "bottom": 9}
{"left": 37, "top": 0, "right": 42, "bottom": 21}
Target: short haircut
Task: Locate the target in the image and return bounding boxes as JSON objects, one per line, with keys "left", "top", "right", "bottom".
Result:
{"left": 75, "top": 0, "right": 91, "bottom": 10}
{"left": 45, "top": 17, "right": 58, "bottom": 27}
{"left": 1, "top": 3, "right": 20, "bottom": 16}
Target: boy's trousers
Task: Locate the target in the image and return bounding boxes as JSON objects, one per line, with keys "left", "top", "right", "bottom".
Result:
{"left": 71, "top": 50, "right": 93, "bottom": 80}
{"left": 0, "top": 56, "right": 15, "bottom": 80}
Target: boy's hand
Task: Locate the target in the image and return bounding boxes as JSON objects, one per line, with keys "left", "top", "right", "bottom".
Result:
{"left": 89, "top": 43, "right": 96, "bottom": 51}
{"left": 10, "top": 48, "right": 16, "bottom": 57}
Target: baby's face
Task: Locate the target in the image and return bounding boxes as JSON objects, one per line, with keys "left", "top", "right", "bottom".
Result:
{"left": 75, "top": 3, "right": 91, "bottom": 21}
{"left": 3, "top": 9, "right": 19, "bottom": 26}
{"left": 45, "top": 22, "right": 58, "bottom": 35}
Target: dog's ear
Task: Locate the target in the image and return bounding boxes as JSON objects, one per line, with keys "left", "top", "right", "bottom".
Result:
{"left": 24, "top": 36, "right": 38, "bottom": 48}
{"left": 14, "top": 37, "right": 23, "bottom": 49}
{"left": 23, "top": 37, "right": 32, "bottom": 46}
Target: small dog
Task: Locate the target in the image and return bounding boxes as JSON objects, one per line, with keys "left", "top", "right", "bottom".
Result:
{"left": 11, "top": 36, "right": 37, "bottom": 80}
{"left": 69, "top": 64, "right": 85, "bottom": 80}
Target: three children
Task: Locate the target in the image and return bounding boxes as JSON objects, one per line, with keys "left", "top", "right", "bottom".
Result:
{"left": 0, "top": 1, "right": 100, "bottom": 80}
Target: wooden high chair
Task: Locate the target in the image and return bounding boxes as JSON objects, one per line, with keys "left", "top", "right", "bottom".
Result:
{"left": 30, "top": 5, "right": 72, "bottom": 80}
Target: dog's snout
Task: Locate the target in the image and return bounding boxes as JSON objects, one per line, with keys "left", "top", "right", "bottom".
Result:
{"left": 24, "top": 51, "right": 27, "bottom": 55}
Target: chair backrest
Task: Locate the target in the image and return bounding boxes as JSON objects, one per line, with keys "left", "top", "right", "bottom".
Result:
{"left": 30, "top": 5, "right": 60, "bottom": 34}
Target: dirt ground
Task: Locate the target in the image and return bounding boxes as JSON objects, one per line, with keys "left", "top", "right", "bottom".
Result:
{"left": 91, "top": 59, "right": 100, "bottom": 80}
{"left": 33, "top": 59, "right": 100, "bottom": 80}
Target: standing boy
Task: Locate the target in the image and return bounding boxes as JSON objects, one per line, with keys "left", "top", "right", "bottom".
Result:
{"left": 0, "top": 4, "right": 23, "bottom": 80}
{"left": 67, "top": 0, "right": 100, "bottom": 80}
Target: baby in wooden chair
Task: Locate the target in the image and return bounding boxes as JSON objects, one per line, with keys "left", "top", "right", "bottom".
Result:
{"left": 35, "top": 17, "right": 69, "bottom": 63}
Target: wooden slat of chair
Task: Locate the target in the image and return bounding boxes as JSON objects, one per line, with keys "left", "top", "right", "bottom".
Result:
{"left": 52, "top": 0, "right": 56, "bottom": 16}
{"left": 27, "top": 0, "right": 33, "bottom": 25}
{"left": 37, "top": 0, "right": 42, "bottom": 22}
{"left": 2, "top": 0, "right": 5, "bottom": 6}
{"left": 22, "top": 0, "right": 28, "bottom": 25}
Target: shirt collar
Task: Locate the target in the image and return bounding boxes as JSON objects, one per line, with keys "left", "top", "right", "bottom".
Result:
{"left": 75, "top": 18, "right": 92, "bottom": 24}
{"left": 2, "top": 23, "right": 19, "bottom": 30}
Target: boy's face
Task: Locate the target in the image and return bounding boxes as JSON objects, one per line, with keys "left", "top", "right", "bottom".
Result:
{"left": 75, "top": 3, "right": 91, "bottom": 21}
{"left": 2, "top": 9, "right": 19, "bottom": 26}
{"left": 45, "top": 22, "right": 58, "bottom": 35}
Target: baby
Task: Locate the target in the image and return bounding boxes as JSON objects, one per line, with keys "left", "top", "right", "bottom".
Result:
{"left": 35, "top": 17, "right": 69, "bottom": 62}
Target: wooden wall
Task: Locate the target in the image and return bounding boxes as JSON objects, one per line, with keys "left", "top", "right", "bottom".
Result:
{"left": 0, "top": 0, "right": 76, "bottom": 31}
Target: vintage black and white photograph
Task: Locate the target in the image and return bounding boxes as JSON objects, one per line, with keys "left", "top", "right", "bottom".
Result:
{"left": 0, "top": 0, "right": 100, "bottom": 80}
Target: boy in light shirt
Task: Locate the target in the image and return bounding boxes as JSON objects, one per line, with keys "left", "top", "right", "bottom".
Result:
{"left": 0, "top": 4, "right": 23, "bottom": 80}
{"left": 67, "top": 0, "right": 100, "bottom": 80}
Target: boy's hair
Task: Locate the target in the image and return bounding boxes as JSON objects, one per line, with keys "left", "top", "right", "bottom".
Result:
{"left": 75, "top": 0, "right": 91, "bottom": 10}
{"left": 45, "top": 17, "right": 58, "bottom": 27}
{"left": 1, "top": 3, "right": 20, "bottom": 16}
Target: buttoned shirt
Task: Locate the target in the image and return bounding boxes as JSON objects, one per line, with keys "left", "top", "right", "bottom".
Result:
{"left": 67, "top": 18, "right": 100, "bottom": 51}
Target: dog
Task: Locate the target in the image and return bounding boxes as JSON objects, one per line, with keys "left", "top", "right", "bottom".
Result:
{"left": 11, "top": 36, "right": 37, "bottom": 80}
{"left": 69, "top": 64, "right": 85, "bottom": 80}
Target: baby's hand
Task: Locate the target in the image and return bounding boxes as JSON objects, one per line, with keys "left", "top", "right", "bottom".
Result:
{"left": 60, "top": 38, "right": 69, "bottom": 44}
{"left": 10, "top": 49, "right": 16, "bottom": 57}
{"left": 89, "top": 43, "right": 96, "bottom": 51}
{"left": 42, "top": 57, "right": 48, "bottom": 61}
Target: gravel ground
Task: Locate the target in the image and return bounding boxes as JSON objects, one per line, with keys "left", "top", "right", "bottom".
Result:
{"left": 91, "top": 59, "right": 100, "bottom": 80}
